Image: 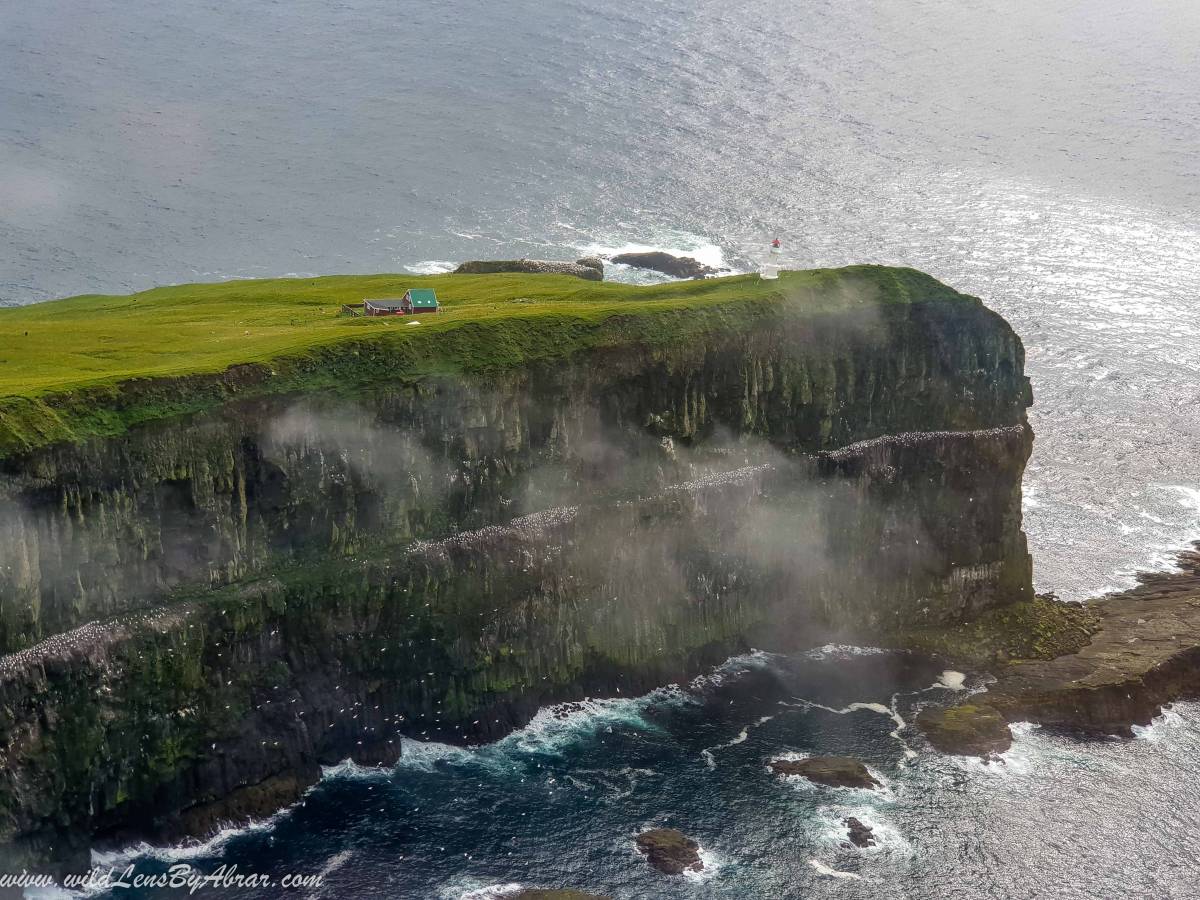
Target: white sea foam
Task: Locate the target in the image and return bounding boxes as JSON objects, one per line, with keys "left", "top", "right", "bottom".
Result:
{"left": 688, "top": 648, "right": 775, "bottom": 690}
{"left": 24, "top": 886, "right": 81, "bottom": 900}
{"left": 1022, "top": 482, "right": 1041, "bottom": 510}
{"left": 316, "top": 848, "right": 356, "bottom": 879}
{"left": 808, "top": 859, "right": 862, "bottom": 880}
{"left": 1132, "top": 705, "right": 1185, "bottom": 742}
{"left": 722, "top": 717, "right": 766, "bottom": 745}
{"left": 391, "top": 738, "right": 478, "bottom": 772}
{"left": 768, "top": 749, "right": 811, "bottom": 765}
{"left": 447, "top": 881, "right": 525, "bottom": 900}
{"left": 1104, "top": 483, "right": 1200, "bottom": 593}
{"left": 325, "top": 685, "right": 685, "bottom": 789}
{"left": 802, "top": 644, "right": 889, "bottom": 661}
{"left": 815, "top": 806, "right": 911, "bottom": 855}
{"left": 935, "top": 670, "right": 967, "bottom": 691}
{"left": 699, "top": 714, "right": 776, "bottom": 767}
{"left": 1168, "top": 485, "right": 1200, "bottom": 516}
{"left": 685, "top": 845, "right": 722, "bottom": 883}
{"left": 89, "top": 803, "right": 296, "bottom": 869}
{"left": 321, "top": 757, "right": 396, "bottom": 780}
{"left": 783, "top": 696, "right": 907, "bottom": 738}
{"left": 404, "top": 259, "right": 456, "bottom": 275}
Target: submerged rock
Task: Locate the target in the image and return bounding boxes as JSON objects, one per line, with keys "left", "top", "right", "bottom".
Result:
{"left": 512, "top": 891, "right": 612, "bottom": 900}
{"left": 635, "top": 828, "right": 704, "bottom": 875}
{"left": 843, "top": 817, "right": 876, "bottom": 848}
{"left": 916, "top": 703, "right": 1012, "bottom": 756}
{"left": 768, "top": 755, "right": 880, "bottom": 789}
{"left": 452, "top": 258, "right": 603, "bottom": 280}
{"left": 609, "top": 251, "right": 718, "bottom": 279}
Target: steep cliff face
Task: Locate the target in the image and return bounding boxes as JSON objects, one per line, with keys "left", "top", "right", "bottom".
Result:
{"left": 0, "top": 297, "right": 1028, "bottom": 651}
{"left": 0, "top": 275, "right": 1033, "bottom": 866}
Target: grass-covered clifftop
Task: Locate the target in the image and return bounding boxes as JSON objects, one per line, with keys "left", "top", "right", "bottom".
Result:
{"left": 0, "top": 265, "right": 985, "bottom": 458}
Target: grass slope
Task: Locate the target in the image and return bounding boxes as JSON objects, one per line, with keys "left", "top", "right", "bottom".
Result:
{"left": 0, "top": 266, "right": 967, "bottom": 457}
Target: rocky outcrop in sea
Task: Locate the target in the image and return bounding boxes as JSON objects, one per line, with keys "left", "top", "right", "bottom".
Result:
{"left": 768, "top": 755, "right": 881, "bottom": 789}
{"left": 609, "top": 250, "right": 719, "bottom": 278}
{"left": 635, "top": 828, "right": 704, "bottom": 875}
{"left": 453, "top": 258, "right": 604, "bottom": 280}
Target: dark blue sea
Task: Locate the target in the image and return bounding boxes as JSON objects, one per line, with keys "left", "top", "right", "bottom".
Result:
{"left": 4, "top": 1, "right": 1200, "bottom": 896}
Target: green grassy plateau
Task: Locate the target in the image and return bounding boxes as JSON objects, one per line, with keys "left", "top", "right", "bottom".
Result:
{"left": 0, "top": 266, "right": 964, "bottom": 457}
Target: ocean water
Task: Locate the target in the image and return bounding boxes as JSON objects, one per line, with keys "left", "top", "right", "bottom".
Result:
{"left": 4, "top": 0, "right": 1200, "bottom": 895}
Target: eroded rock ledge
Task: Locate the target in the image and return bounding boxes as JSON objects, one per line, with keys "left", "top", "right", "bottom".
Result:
{"left": 918, "top": 545, "right": 1200, "bottom": 755}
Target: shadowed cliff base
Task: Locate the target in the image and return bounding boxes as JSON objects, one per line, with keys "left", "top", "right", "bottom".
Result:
{"left": 916, "top": 544, "right": 1200, "bottom": 756}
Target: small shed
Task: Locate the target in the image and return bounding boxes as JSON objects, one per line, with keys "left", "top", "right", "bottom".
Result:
{"left": 361, "top": 289, "right": 440, "bottom": 317}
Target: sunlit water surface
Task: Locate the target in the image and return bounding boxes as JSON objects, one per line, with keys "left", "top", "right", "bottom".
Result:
{"left": 4, "top": 0, "right": 1200, "bottom": 895}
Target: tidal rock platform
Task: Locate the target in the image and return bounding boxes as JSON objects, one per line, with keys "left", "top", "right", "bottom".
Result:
{"left": 918, "top": 545, "right": 1200, "bottom": 755}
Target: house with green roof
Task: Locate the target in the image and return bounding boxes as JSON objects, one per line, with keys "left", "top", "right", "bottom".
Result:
{"left": 404, "top": 288, "right": 440, "bottom": 313}
{"left": 361, "top": 288, "right": 440, "bottom": 317}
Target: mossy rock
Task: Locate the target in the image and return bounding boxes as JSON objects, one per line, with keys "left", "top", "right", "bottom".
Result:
{"left": 768, "top": 755, "right": 880, "bottom": 789}
{"left": 635, "top": 827, "right": 703, "bottom": 875}
{"left": 885, "top": 596, "right": 1100, "bottom": 668}
{"left": 917, "top": 703, "right": 1012, "bottom": 756}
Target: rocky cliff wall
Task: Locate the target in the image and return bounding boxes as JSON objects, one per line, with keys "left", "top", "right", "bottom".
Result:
{"left": 0, "top": 289, "right": 1033, "bottom": 867}
{"left": 0, "top": 298, "right": 1028, "bottom": 652}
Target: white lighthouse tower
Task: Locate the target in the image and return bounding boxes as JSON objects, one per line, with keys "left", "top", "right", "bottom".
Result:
{"left": 760, "top": 237, "right": 782, "bottom": 280}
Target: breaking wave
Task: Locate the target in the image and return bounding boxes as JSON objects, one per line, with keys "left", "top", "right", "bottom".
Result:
{"left": 404, "top": 260, "right": 457, "bottom": 275}
{"left": 88, "top": 803, "right": 298, "bottom": 870}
